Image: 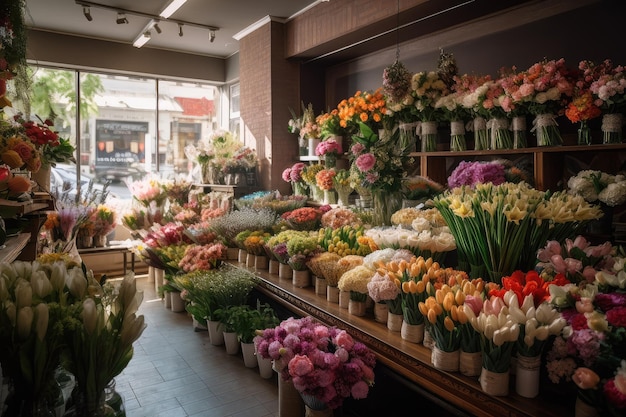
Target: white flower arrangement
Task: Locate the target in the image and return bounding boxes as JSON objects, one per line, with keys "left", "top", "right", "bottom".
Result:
{"left": 567, "top": 170, "right": 626, "bottom": 207}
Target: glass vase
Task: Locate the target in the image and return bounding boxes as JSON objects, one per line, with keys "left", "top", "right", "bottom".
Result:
{"left": 533, "top": 113, "right": 562, "bottom": 146}
{"left": 323, "top": 153, "right": 337, "bottom": 168}
{"left": 310, "top": 184, "right": 324, "bottom": 202}
{"left": 472, "top": 117, "right": 489, "bottom": 150}
{"left": 511, "top": 115, "right": 527, "bottom": 148}
{"left": 398, "top": 122, "right": 418, "bottom": 152}
{"left": 449, "top": 120, "right": 466, "bottom": 151}
{"left": 578, "top": 120, "right": 592, "bottom": 145}
{"left": 323, "top": 189, "right": 336, "bottom": 205}
{"left": 488, "top": 117, "right": 513, "bottom": 149}
{"left": 419, "top": 121, "right": 438, "bottom": 152}
{"left": 601, "top": 113, "right": 623, "bottom": 144}
{"left": 372, "top": 189, "right": 402, "bottom": 226}
{"left": 336, "top": 187, "right": 352, "bottom": 206}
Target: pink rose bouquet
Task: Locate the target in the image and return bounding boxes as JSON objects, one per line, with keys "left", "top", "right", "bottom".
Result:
{"left": 255, "top": 316, "right": 376, "bottom": 409}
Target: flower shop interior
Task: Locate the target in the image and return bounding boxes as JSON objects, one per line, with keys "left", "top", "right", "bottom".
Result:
{"left": 2, "top": 0, "right": 626, "bottom": 417}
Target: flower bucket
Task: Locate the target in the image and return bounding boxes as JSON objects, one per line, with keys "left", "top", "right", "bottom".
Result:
{"left": 387, "top": 312, "right": 403, "bottom": 332}
{"left": 269, "top": 259, "right": 280, "bottom": 275}
{"left": 241, "top": 342, "right": 257, "bottom": 368}
{"left": 401, "top": 321, "right": 424, "bottom": 344}
{"left": 515, "top": 355, "right": 541, "bottom": 398}
{"left": 374, "top": 302, "right": 388, "bottom": 324}
{"left": 314, "top": 277, "right": 327, "bottom": 296}
{"left": 148, "top": 266, "right": 155, "bottom": 283}
{"left": 301, "top": 393, "right": 332, "bottom": 417}
{"left": 278, "top": 376, "right": 305, "bottom": 417}
{"left": 479, "top": 368, "right": 509, "bottom": 396}
{"left": 257, "top": 354, "right": 274, "bottom": 379}
{"left": 207, "top": 320, "right": 224, "bottom": 346}
{"left": 323, "top": 190, "right": 336, "bottom": 205}
{"left": 226, "top": 247, "right": 239, "bottom": 260}
{"left": 293, "top": 269, "right": 311, "bottom": 288}
{"left": 223, "top": 332, "right": 239, "bottom": 355}
{"left": 575, "top": 395, "right": 600, "bottom": 417}
{"left": 327, "top": 286, "right": 340, "bottom": 303}
{"left": 423, "top": 329, "right": 435, "bottom": 350}
{"left": 459, "top": 350, "right": 482, "bottom": 377}
{"left": 170, "top": 291, "right": 185, "bottom": 313}
{"left": 154, "top": 268, "right": 164, "bottom": 296}
{"left": 279, "top": 263, "right": 292, "bottom": 280}
{"left": 238, "top": 249, "right": 248, "bottom": 263}
{"left": 93, "top": 234, "right": 107, "bottom": 248}
{"left": 308, "top": 138, "right": 321, "bottom": 157}
{"left": 255, "top": 255, "right": 269, "bottom": 270}
{"left": 193, "top": 318, "right": 207, "bottom": 332}
{"left": 431, "top": 347, "right": 460, "bottom": 372}
{"left": 348, "top": 299, "right": 366, "bottom": 316}
{"left": 164, "top": 291, "right": 171, "bottom": 309}
{"left": 246, "top": 253, "right": 255, "bottom": 267}
{"left": 31, "top": 163, "right": 51, "bottom": 192}
{"left": 338, "top": 290, "right": 350, "bottom": 309}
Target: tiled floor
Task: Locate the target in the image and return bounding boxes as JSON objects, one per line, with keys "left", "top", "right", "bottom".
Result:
{"left": 116, "top": 275, "right": 278, "bottom": 417}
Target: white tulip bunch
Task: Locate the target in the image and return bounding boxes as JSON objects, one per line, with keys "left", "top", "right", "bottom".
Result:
{"left": 463, "top": 294, "right": 520, "bottom": 373}
{"left": 504, "top": 290, "right": 566, "bottom": 357}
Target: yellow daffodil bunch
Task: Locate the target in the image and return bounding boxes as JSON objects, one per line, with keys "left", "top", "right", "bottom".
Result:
{"left": 433, "top": 181, "right": 603, "bottom": 283}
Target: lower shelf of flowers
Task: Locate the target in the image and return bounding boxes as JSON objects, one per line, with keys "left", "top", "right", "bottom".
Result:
{"left": 235, "top": 260, "right": 570, "bottom": 417}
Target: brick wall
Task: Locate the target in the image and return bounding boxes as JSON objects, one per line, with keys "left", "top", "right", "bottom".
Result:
{"left": 240, "top": 20, "right": 300, "bottom": 193}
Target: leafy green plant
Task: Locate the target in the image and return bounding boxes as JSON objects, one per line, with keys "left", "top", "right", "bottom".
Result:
{"left": 226, "top": 303, "right": 279, "bottom": 343}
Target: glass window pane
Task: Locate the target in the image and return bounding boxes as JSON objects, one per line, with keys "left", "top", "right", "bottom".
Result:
{"left": 157, "top": 80, "right": 220, "bottom": 177}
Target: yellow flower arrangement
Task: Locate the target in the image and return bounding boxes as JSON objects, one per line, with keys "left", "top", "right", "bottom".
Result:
{"left": 338, "top": 265, "right": 375, "bottom": 301}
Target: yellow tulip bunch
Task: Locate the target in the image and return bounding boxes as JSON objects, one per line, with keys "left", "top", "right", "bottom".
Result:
{"left": 419, "top": 273, "right": 486, "bottom": 354}
{"left": 375, "top": 256, "right": 448, "bottom": 325}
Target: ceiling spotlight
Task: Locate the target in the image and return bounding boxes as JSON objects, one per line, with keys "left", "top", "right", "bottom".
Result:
{"left": 209, "top": 30, "right": 215, "bottom": 43}
{"left": 116, "top": 13, "right": 128, "bottom": 24}
{"left": 133, "top": 31, "right": 151, "bottom": 48}
{"left": 83, "top": 6, "right": 92, "bottom": 22}
{"left": 153, "top": 22, "right": 162, "bottom": 34}
{"left": 178, "top": 23, "right": 184, "bottom": 37}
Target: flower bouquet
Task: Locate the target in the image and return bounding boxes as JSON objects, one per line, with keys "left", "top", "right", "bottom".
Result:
{"left": 315, "top": 137, "right": 343, "bottom": 168}
{"left": 90, "top": 204, "right": 117, "bottom": 243}
{"left": 463, "top": 291, "right": 520, "bottom": 396}
{"left": 568, "top": 170, "right": 626, "bottom": 207}
{"left": 254, "top": 316, "right": 376, "bottom": 409}
{"left": 588, "top": 59, "right": 626, "bottom": 144}
{"left": 433, "top": 182, "right": 603, "bottom": 283}
{"left": 320, "top": 207, "right": 361, "bottom": 229}
{"left": 338, "top": 265, "right": 375, "bottom": 315}
{"left": 336, "top": 89, "right": 386, "bottom": 137}
{"left": 302, "top": 163, "right": 325, "bottom": 202}
{"left": 286, "top": 234, "right": 320, "bottom": 271}
{"left": 283, "top": 162, "right": 309, "bottom": 196}
{"left": 317, "top": 225, "right": 377, "bottom": 257}
{"left": 178, "top": 242, "right": 227, "bottom": 272}
{"left": 536, "top": 236, "right": 614, "bottom": 284}
{"left": 332, "top": 169, "right": 354, "bottom": 206}
{"left": 126, "top": 174, "right": 167, "bottom": 209}
{"left": 367, "top": 268, "right": 403, "bottom": 318}
{"left": 410, "top": 71, "right": 448, "bottom": 151}
{"left": 208, "top": 207, "right": 277, "bottom": 248}
{"left": 266, "top": 230, "right": 309, "bottom": 265}
{"left": 282, "top": 206, "right": 324, "bottom": 231}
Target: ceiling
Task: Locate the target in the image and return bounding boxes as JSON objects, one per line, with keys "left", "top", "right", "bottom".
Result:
{"left": 23, "top": 0, "right": 322, "bottom": 58}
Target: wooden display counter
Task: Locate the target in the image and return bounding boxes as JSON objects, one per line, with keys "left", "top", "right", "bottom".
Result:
{"left": 233, "top": 261, "right": 570, "bottom": 417}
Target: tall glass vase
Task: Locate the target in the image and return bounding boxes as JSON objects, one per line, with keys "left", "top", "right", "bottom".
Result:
{"left": 578, "top": 120, "right": 592, "bottom": 145}
{"left": 449, "top": 120, "right": 466, "bottom": 151}
{"left": 372, "top": 189, "right": 402, "bottom": 226}
{"left": 533, "top": 113, "right": 562, "bottom": 146}
{"left": 511, "top": 115, "right": 527, "bottom": 148}
{"left": 471, "top": 117, "right": 488, "bottom": 150}
{"left": 418, "top": 121, "right": 438, "bottom": 152}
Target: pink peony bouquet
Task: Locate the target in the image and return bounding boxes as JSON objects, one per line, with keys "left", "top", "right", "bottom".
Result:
{"left": 447, "top": 160, "right": 506, "bottom": 188}
{"left": 255, "top": 316, "right": 376, "bottom": 409}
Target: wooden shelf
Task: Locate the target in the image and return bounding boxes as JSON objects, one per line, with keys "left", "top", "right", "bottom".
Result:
{"left": 410, "top": 143, "right": 626, "bottom": 191}
{"left": 231, "top": 260, "right": 569, "bottom": 417}
{"left": 0, "top": 199, "right": 50, "bottom": 217}
{"left": 0, "top": 233, "right": 31, "bottom": 264}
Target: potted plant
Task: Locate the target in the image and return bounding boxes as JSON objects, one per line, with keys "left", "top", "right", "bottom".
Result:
{"left": 227, "top": 303, "right": 279, "bottom": 369}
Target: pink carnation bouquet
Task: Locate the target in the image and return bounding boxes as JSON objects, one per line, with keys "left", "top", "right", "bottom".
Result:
{"left": 255, "top": 316, "right": 376, "bottom": 409}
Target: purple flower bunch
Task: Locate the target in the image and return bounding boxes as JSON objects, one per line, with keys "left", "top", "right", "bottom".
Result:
{"left": 447, "top": 160, "right": 507, "bottom": 188}
{"left": 255, "top": 316, "right": 376, "bottom": 409}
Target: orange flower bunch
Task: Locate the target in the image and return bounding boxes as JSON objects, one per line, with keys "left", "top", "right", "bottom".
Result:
{"left": 565, "top": 91, "right": 602, "bottom": 123}
{"left": 0, "top": 165, "right": 31, "bottom": 197}
{"left": 336, "top": 89, "right": 386, "bottom": 134}
{"left": 315, "top": 168, "right": 336, "bottom": 191}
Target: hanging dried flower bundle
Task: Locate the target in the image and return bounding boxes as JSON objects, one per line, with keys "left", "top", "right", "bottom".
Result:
{"left": 437, "top": 48, "right": 458, "bottom": 91}
{"left": 383, "top": 60, "right": 412, "bottom": 103}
